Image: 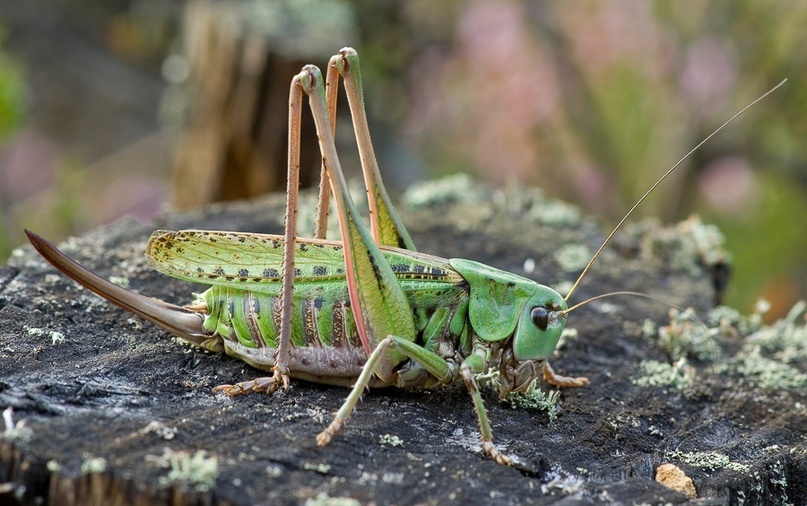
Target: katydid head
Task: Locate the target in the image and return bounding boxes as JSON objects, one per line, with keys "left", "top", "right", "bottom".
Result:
{"left": 499, "top": 287, "right": 569, "bottom": 395}
{"left": 512, "top": 290, "right": 567, "bottom": 362}
{"left": 450, "top": 258, "right": 568, "bottom": 393}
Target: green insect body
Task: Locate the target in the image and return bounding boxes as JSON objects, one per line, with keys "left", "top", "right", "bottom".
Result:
{"left": 145, "top": 229, "right": 566, "bottom": 395}
{"left": 26, "top": 47, "right": 778, "bottom": 465}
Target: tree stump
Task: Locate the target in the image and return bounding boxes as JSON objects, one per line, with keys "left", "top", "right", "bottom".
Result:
{"left": 1, "top": 180, "right": 805, "bottom": 504}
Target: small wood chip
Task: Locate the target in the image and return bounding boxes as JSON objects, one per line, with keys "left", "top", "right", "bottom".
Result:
{"left": 656, "top": 463, "right": 697, "bottom": 499}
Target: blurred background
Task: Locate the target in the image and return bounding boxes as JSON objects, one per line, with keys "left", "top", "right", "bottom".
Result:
{"left": 0, "top": 0, "right": 804, "bottom": 321}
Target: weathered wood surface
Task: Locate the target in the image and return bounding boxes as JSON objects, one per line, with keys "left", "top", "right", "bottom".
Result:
{"left": 1, "top": 183, "right": 805, "bottom": 505}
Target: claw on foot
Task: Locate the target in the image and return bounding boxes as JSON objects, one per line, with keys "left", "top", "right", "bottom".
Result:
{"left": 212, "top": 369, "right": 290, "bottom": 396}
{"left": 316, "top": 418, "right": 342, "bottom": 447}
{"left": 482, "top": 441, "right": 512, "bottom": 466}
{"left": 542, "top": 362, "right": 590, "bottom": 388}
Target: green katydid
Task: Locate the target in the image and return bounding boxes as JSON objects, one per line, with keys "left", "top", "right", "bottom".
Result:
{"left": 25, "top": 48, "right": 784, "bottom": 466}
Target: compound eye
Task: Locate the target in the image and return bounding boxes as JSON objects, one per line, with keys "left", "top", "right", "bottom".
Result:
{"left": 530, "top": 306, "right": 549, "bottom": 331}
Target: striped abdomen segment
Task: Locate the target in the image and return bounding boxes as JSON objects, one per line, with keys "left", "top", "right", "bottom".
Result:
{"left": 200, "top": 286, "right": 363, "bottom": 351}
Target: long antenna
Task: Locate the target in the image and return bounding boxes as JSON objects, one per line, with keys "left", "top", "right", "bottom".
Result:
{"left": 561, "top": 291, "right": 683, "bottom": 316}
{"left": 564, "top": 79, "right": 787, "bottom": 303}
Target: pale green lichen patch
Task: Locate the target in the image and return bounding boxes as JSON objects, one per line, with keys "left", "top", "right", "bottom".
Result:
{"left": 150, "top": 449, "right": 218, "bottom": 492}
{"left": 556, "top": 327, "right": 578, "bottom": 351}
{"left": 745, "top": 300, "right": 807, "bottom": 364}
{"left": 632, "top": 359, "right": 695, "bottom": 390}
{"left": 726, "top": 461, "right": 751, "bottom": 473}
{"left": 2, "top": 407, "right": 32, "bottom": 445}
{"left": 474, "top": 368, "right": 503, "bottom": 392}
{"left": 733, "top": 300, "right": 807, "bottom": 389}
{"left": 646, "top": 308, "right": 723, "bottom": 362}
{"left": 641, "top": 300, "right": 807, "bottom": 391}
{"left": 304, "top": 492, "right": 361, "bottom": 506}
{"left": 504, "top": 380, "right": 560, "bottom": 422}
{"left": 24, "top": 325, "right": 66, "bottom": 345}
{"left": 708, "top": 305, "right": 743, "bottom": 328}
{"left": 667, "top": 450, "right": 734, "bottom": 472}
{"left": 638, "top": 215, "right": 730, "bottom": 277}
{"left": 667, "top": 450, "right": 749, "bottom": 473}
{"left": 25, "top": 326, "right": 45, "bottom": 337}
{"left": 108, "top": 275, "right": 130, "bottom": 288}
{"left": 378, "top": 434, "right": 404, "bottom": 447}
{"left": 402, "top": 173, "right": 485, "bottom": 208}
{"left": 553, "top": 244, "right": 592, "bottom": 272}
{"left": 736, "top": 347, "right": 807, "bottom": 389}
{"left": 525, "top": 197, "right": 581, "bottom": 227}
{"left": 50, "top": 331, "right": 65, "bottom": 345}
{"left": 552, "top": 280, "right": 574, "bottom": 298}
{"left": 302, "top": 461, "right": 332, "bottom": 474}
{"left": 403, "top": 174, "right": 581, "bottom": 228}
{"left": 677, "top": 216, "right": 730, "bottom": 268}
{"left": 139, "top": 420, "right": 178, "bottom": 441}
{"left": 540, "top": 469, "right": 585, "bottom": 495}
{"left": 475, "top": 369, "right": 561, "bottom": 421}
{"left": 80, "top": 454, "right": 107, "bottom": 474}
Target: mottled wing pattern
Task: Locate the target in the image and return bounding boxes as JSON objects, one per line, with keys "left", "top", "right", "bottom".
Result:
{"left": 145, "top": 230, "right": 465, "bottom": 297}
{"left": 146, "top": 231, "right": 347, "bottom": 294}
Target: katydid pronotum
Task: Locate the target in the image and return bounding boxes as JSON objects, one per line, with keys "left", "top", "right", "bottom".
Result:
{"left": 25, "top": 48, "right": 784, "bottom": 466}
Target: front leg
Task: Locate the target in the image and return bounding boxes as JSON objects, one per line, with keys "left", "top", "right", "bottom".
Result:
{"left": 461, "top": 354, "right": 513, "bottom": 465}
{"left": 316, "top": 336, "right": 511, "bottom": 465}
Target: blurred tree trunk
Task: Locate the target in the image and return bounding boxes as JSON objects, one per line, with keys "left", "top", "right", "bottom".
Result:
{"left": 171, "top": 0, "right": 355, "bottom": 209}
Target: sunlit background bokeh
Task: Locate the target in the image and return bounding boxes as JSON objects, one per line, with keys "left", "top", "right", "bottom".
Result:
{"left": 1, "top": 0, "right": 805, "bottom": 321}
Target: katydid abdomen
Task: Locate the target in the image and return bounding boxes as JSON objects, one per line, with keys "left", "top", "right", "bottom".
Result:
{"left": 197, "top": 283, "right": 471, "bottom": 387}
